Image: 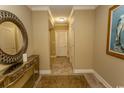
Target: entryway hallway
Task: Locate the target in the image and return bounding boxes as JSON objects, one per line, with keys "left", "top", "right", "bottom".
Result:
{"left": 35, "top": 56, "right": 105, "bottom": 88}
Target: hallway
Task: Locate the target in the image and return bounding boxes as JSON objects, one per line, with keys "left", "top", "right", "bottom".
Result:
{"left": 1, "top": 5, "right": 124, "bottom": 88}
{"left": 34, "top": 57, "right": 105, "bottom": 88}
{"left": 51, "top": 57, "right": 73, "bottom": 75}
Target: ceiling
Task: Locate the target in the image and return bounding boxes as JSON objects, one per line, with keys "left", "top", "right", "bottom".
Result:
{"left": 28, "top": 5, "right": 97, "bottom": 24}
{"left": 49, "top": 5, "right": 72, "bottom": 24}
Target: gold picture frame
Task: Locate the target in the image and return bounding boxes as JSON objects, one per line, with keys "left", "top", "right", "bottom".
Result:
{"left": 106, "top": 5, "right": 124, "bottom": 59}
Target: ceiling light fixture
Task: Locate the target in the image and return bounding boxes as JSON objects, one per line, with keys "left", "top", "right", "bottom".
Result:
{"left": 59, "top": 18, "right": 65, "bottom": 22}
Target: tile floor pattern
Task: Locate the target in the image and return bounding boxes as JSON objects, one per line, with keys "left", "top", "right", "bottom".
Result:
{"left": 36, "top": 75, "right": 90, "bottom": 88}
{"left": 36, "top": 56, "right": 105, "bottom": 88}
{"left": 51, "top": 57, "right": 73, "bottom": 75}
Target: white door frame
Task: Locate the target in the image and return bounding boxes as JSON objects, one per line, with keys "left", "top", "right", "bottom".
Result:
{"left": 55, "top": 30, "right": 68, "bottom": 57}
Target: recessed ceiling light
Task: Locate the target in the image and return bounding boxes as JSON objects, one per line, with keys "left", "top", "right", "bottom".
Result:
{"left": 59, "top": 18, "right": 65, "bottom": 22}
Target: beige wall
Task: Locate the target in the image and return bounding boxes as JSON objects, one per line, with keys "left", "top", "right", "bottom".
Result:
{"left": 32, "top": 11, "right": 50, "bottom": 70}
{"left": 50, "top": 29, "right": 56, "bottom": 56}
{"left": 94, "top": 5, "right": 124, "bottom": 87}
{"left": 0, "top": 5, "right": 33, "bottom": 56}
{"left": 73, "top": 10, "right": 95, "bottom": 69}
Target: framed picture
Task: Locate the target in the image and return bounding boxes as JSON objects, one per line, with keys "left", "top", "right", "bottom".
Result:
{"left": 107, "top": 5, "right": 124, "bottom": 59}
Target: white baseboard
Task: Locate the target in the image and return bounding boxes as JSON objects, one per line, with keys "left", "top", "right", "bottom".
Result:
{"left": 33, "top": 75, "right": 42, "bottom": 88}
{"left": 73, "top": 69, "right": 112, "bottom": 88}
{"left": 40, "top": 70, "right": 51, "bottom": 74}
{"left": 73, "top": 69, "right": 94, "bottom": 73}
{"left": 92, "top": 70, "right": 112, "bottom": 88}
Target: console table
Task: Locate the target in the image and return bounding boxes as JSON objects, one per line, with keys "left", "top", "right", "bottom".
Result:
{"left": 0, "top": 55, "right": 39, "bottom": 88}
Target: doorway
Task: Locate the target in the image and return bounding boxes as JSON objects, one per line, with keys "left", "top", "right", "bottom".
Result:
{"left": 49, "top": 23, "right": 73, "bottom": 75}
{"left": 55, "top": 30, "right": 68, "bottom": 57}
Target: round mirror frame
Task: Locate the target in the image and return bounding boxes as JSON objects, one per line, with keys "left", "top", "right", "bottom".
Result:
{"left": 0, "top": 10, "right": 28, "bottom": 64}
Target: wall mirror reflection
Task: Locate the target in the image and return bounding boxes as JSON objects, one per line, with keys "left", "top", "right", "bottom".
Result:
{"left": 0, "top": 22, "right": 23, "bottom": 55}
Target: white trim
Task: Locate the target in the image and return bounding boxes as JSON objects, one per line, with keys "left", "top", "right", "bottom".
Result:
{"left": 40, "top": 69, "right": 112, "bottom": 87}
{"left": 48, "top": 8, "right": 55, "bottom": 25}
{"left": 73, "top": 69, "right": 94, "bottom": 73}
{"left": 27, "top": 5, "right": 49, "bottom": 11}
{"left": 33, "top": 75, "right": 42, "bottom": 88}
{"left": 93, "top": 70, "right": 112, "bottom": 88}
{"left": 40, "top": 70, "right": 51, "bottom": 74}
{"left": 73, "top": 5, "right": 98, "bottom": 10}
{"left": 73, "top": 69, "right": 112, "bottom": 88}
{"left": 68, "top": 8, "right": 74, "bottom": 22}
{"left": 27, "top": 5, "right": 98, "bottom": 11}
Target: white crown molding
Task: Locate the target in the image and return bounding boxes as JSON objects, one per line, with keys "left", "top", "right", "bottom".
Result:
{"left": 27, "top": 5, "right": 98, "bottom": 11}
{"left": 73, "top": 5, "right": 98, "bottom": 10}
{"left": 48, "top": 8, "right": 55, "bottom": 25}
{"left": 27, "top": 5, "right": 49, "bottom": 11}
{"left": 28, "top": 5, "right": 55, "bottom": 25}
{"left": 68, "top": 5, "right": 98, "bottom": 23}
{"left": 68, "top": 8, "right": 74, "bottom": 22}
{"left": 27, "top": 5, "right": 98, "bottom": 25}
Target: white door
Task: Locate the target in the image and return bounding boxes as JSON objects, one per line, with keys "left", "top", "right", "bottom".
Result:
{"left": 55, "top": 31, "right": 67, "bottom": 56}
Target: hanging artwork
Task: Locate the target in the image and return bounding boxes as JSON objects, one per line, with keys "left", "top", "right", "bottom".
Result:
{"left": 107, "top": 5, "right": 124, "bottom": 59}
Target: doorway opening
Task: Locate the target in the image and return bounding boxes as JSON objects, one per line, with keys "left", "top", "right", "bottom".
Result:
{"left": 55, "top": 30, "right": 67, "bottom": 57}
{"left": 49, "top": 23, "right": 73, "bottom": 75}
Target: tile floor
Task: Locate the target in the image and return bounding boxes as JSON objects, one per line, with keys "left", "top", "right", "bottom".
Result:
{"left": 51, "top": 56, "right": 73, "bottom": 75}
{"left": 37, "top": 56, "right": 105, "bottom": 88}
{"left": 36, "top": 75, "right": 90, "bottom": 88}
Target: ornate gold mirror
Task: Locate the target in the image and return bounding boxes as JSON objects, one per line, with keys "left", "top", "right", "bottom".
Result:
{"left": 0, "top": 10, "right": 28, "bottom": 64}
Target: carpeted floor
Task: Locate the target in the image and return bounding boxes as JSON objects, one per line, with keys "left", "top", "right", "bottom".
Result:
{"left": 36, "top": 75, "right": 90, "bottom": 88}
